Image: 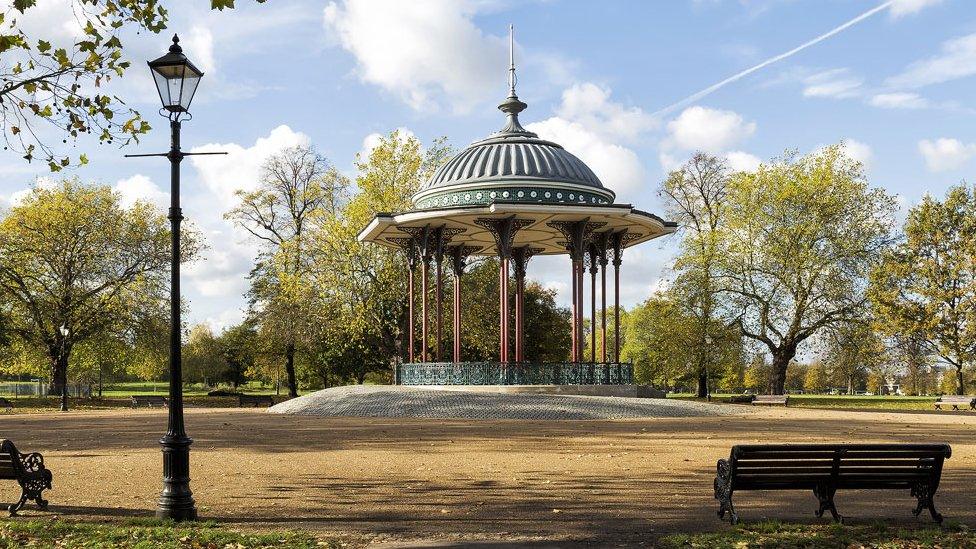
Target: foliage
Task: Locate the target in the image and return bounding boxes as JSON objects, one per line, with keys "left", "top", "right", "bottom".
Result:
{"left": 803, "top": 361, "right": 829, "bottom": 394}
{"left": 660, "top": 520, "right": 974, "bottom": 549}
{"left": 0, "top": 518, "right": 333, "bottom": 549}
{"left": 0, "top": 179, "right": 199, "bottom": 394}
{"left": 227, "top": 144, "right": 347, "bottom": 396}
{"left": 823, "top": 321, "right": 883, "bottom": 395}
{"left": 623, "top": 290, "right": 744, "bottom": 391}
{"left": 660, "top": 152, "right": 732, "bottom": 396}
{"left": 718, "top": 145, "right": 896, "bottom": 394}
{"left": 870, "top": 183, "right": 976, "bottom": 395}
{"left": 0, "top": 1, "right": 265, "bottom": 171}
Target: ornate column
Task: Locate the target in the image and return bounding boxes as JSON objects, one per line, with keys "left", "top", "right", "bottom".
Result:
{"left": 400, "top": 226, "right": 433, "bottom": 362}
{"left": 549, "top": 219, "right": 606, "bottom": 363}
{"left": 592, "top": 232, "right": 610, "bottom": 365}
{"left": 430, "top": 227, "right": 462, "bottom": 363}
{"left": 476, "top": 217, "right": 533, "bottom": 363}
{"left": 511, "top": 247, "right": 542, "bottom": 363}
{"left": 608, "top": 230, "right": 638, "bottom": 364}
{"left": 388, "top": 237, "right": 418, "bottom": 364}
{"left": 588, "top": 243, "right": 598, "bottom": 364}
{"left": 447, "top": 245, "right": 481, "bottom": 363}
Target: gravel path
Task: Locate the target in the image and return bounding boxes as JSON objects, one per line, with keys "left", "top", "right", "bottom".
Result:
{"left": 268, "top": 385, "right": 738, "bottom": 419}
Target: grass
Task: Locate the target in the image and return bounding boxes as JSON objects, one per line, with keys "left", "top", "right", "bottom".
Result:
{"left": 0, "top": 518, "right": 340, "bottom": 548}
{"left": 661, "top": 520, "right": 976, "bottom": 548}
{"left": 670, "top": 393, "right": 947, "bottom": 411}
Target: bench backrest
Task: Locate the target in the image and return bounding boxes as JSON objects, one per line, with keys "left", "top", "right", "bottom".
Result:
{"left": 938, "top": 396, "right": 974, "bottom": 403}
{"left": 0, "top": 440, "right": 20, "bottom": 480}
{"left": 729, "top": 444, "right": 950, "bottom": 490}
{"left": 753, "top": 395, "right": 788, "bottom": 403}
{"left": 132, "top": 395, "right": 167, "bottom": 404}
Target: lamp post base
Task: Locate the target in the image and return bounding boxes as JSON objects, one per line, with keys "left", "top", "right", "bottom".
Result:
{"left": 156, "top": 434, "right": 197, "bottom": 521}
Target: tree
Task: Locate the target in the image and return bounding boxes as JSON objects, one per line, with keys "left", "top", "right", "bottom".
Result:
{"left": 660, "top": 153, "right": 731, "bottom": 397}
{"left": 718, "top": 145, "right": 896, "bottom": 394}
{"left": 0, "top": 0, "right": 264, "bottom": 170}
{"left": 870, "top": 184, "right": 976, "bottom": 395}
{"left": 824, "top": 321, "right": 883, "bottom": 395}
{"left": 227, "top": 144, "right": 347, "bottom": 397}
{"left": 306, "top": 130, "right": 452, "bottom": 384}
{"left": 183, "top": 324, "right": 223, "bottom": 385}
{"left": 889, "top": 332, "right": 931, "bottom": 396}
{"left": 0, "top": 179, "right": 199, "bottom": 402}
{"left": 804, "top": 361, "right": 829, "bottom": 394}
{"left": 217, "top": 322, "right": 257, "bottom": 387}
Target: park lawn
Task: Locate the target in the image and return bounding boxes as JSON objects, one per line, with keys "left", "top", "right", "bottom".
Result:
{"left": 0, "top": 394, "right": 289, "bottom": 414}
{"left": 0, "top": 518, "right": 338, "bottom": 548}
{"left": 671, "top": 393, "right": 942, "bottom": 411}
{"left": 661, "top": 521, "right": 976, "bottom": 548}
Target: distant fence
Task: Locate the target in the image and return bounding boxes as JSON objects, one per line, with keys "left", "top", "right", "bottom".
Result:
{"left": 0, "top": 381, "right": 90, "bottom": 398}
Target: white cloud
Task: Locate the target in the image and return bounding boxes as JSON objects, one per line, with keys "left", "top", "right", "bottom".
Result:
{"left": 867, "top": 92, "right": 929, "bottom": 109}
{"left": 322, "top": 0, "right": 507, "bottom": 112}
{"left": 842, "top": 139, "right": 873, "bottom": 171}
{"left": 527, "top": 117, "right": 645, "bottom": 198}
{"left": 113, "top": 174, "right": 169, "bottom": 210}
{"left": 182, "top": 125, "right": 311, "bottom": 303}
{"left": 889, "top": 0, "right": 943, "bottom": 19}
{"left": 665, "top": 106, "right": 756, "bottom": 153}
{"left": 918, "top": 138, "right": 976, "bottom": 172}
{"left": 554, "top": 82, "right": 657, "bottom": 142}
{"left": 801, "top": 68, "right": 863, "bottom": 99}
{"left": 190, "top": 124, "right": 310, "bottom": 210}
{"left": 184, "top": 26, "right": 216, "bottom": 74}
{"left": 886, "top": 33, "right": 976, "bottom": 89}
{"left": 725, "top": 151, "right": 762, "bottom": 173}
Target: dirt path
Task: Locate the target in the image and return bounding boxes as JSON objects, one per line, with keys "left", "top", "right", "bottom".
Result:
{"left": 0, "top": 406, "right": 974, "bottom": 546}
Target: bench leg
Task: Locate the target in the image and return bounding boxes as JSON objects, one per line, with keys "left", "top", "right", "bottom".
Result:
{"left": 912, "top": 484, "right": 943, "bottom": 523}
{"left": 814, "top": 484, "right": 840, "bottom": 522}
{"left": 714, "top": 459, "right": 737, "bottom": 524}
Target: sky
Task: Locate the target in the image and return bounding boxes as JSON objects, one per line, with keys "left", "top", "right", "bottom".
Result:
{"left": 1, "top": 0, "right": 974, "bottom": 331}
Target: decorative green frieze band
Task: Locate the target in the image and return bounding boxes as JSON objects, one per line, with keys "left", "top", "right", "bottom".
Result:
{"left": 415, "top": 187, "right": 613, "bottom": 210}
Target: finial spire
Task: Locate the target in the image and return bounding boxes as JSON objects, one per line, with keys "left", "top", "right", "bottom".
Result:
{"left": 497, "top": 23, "right": 529, "bottom": 135}
{"left": 508, "top": 24, "right": 517, "bottom": 98}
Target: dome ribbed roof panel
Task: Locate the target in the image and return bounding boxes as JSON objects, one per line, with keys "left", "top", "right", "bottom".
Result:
{"left": 420, "top": 136, "right": 604, "bottom": 193}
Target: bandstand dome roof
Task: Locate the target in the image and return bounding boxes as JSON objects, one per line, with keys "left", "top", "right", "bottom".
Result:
{"left": 358, "top": 40, "right": 675, "bottom": 257}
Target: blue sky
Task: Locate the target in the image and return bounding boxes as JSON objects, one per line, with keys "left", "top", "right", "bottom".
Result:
{"left": 1, "top": 0, "right": 974, "bottom": 330}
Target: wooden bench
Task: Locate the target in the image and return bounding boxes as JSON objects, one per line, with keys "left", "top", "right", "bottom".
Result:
{"left": 0, "top": 398, "right": 12, "bottom": 411}
{"left": 131, "top": 395, "right": 168, "bottom": 408}
{"left": 714, "top": 443, "right": 951, "bottom": 524}
{"left": 238, "top": 394, "right": 275, "bottom": 407}
{"left": 752, "top": 395, "right": 789, "bottom": 406}
{"left": 0, "top": 439, "right": 52, "bottom": 516}
{"left": 934, "top": 395, "right": 975, "bottom": 411}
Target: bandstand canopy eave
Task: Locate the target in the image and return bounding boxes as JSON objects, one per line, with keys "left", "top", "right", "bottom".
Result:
{"left": 357, "top": 202, "right": 677, "bottom": 256}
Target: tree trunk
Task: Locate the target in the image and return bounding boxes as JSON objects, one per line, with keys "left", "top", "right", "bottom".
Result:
{"left": 285, "top": 342, "right": 298, "bottom": 397}
{"left": 957, "top": 364, "right": 966, "bottom": 396}
{"left": 848, "top": 374, "right": 855, "bottom": 396}
{"left": 696, "top": 370, "right": 708, "bottom": 398}
{"left": 769, "top": 347, "right": 796, "bottom": 395}
{"left": 47, "top": 346, "right": 69, "bottom": 395}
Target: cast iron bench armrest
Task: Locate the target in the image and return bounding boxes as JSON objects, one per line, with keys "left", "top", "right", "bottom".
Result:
{"left": 0, "top": 439, "right": 52, "bottom": 516}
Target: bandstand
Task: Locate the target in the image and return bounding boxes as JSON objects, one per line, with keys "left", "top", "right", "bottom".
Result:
{"left": 358, "top": 36, "right": 675, "bottom": 386}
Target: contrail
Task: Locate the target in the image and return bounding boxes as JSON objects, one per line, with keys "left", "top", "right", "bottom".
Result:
{"left": 651, "top": 1, "right": 893, "bottom": 118}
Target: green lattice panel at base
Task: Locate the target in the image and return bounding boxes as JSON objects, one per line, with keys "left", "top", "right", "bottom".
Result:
{"left": 396, "top": 362, "right": 634, "bottom": 385}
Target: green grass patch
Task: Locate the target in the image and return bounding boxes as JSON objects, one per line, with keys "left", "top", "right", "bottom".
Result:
{"left": 0, "top": 518, "right": 338, "bottom": 548}
{"left": 670, "top": 393, "right": 944, "bottom": 411}
{"left": 661, "top": 521, "right": 976, "bottom": 548}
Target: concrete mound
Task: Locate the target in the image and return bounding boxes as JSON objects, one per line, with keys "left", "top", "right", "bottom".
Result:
{"left": 268, "top": 385, "right": 736, "bottom": 420}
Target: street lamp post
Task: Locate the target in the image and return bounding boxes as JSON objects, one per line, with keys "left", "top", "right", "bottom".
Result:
{"left": 126, "top": 34, "right": 225, "bottom": 522}
{"left": 59, "top": 324, "right": 69, "bottom": 412}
